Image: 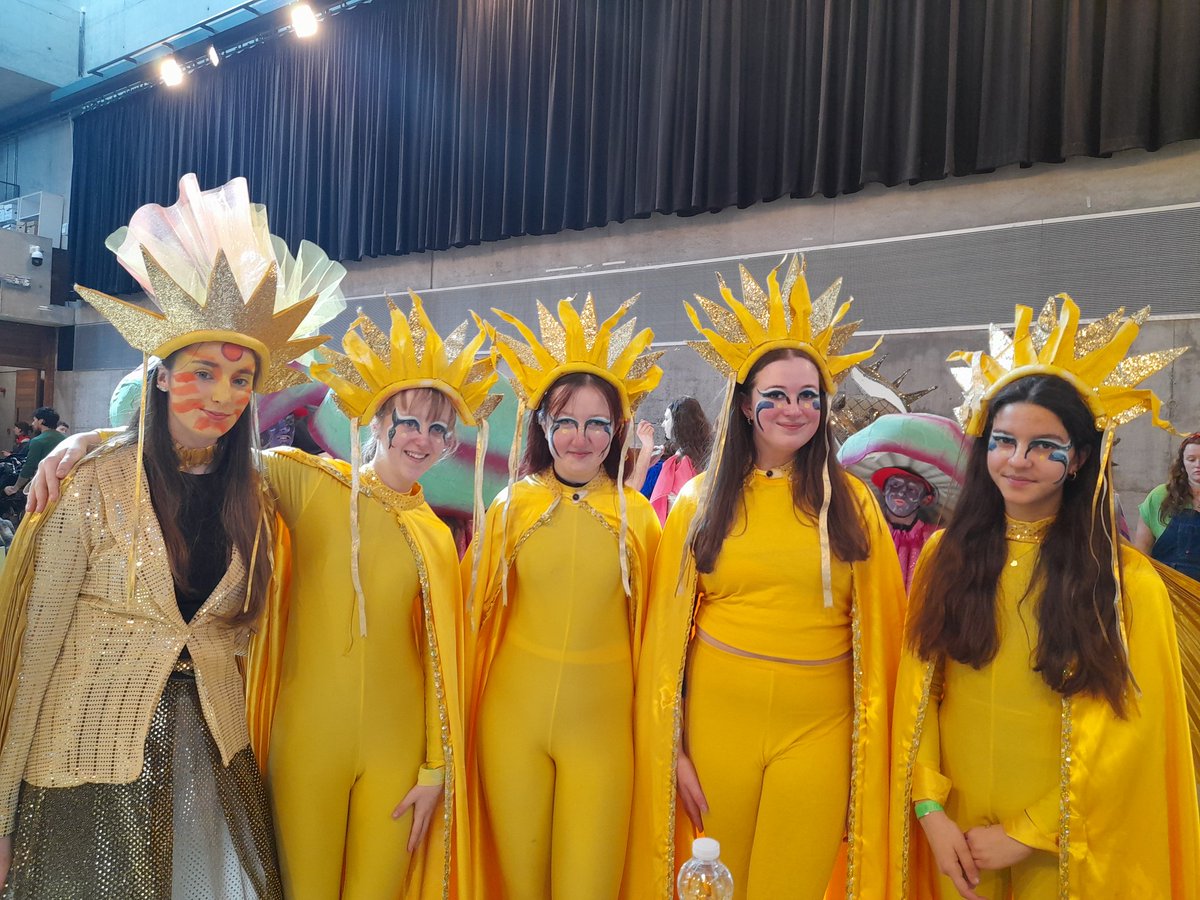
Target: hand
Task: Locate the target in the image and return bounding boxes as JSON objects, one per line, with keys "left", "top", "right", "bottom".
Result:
{"left": 966, "top": 823, "right": 1034, "bottom": 871}
{"left": 917, "top": 810, "right": 983, "bottom": 900}
{"left": 26, "top": 431, "right": 99, "bottom": 513}
{"left": 0, "top": 833, "right": 11, "bottom": 888}
{"left": 635, "top": 419, "right": 655, "bottom": 449}
{"left": 392, "top": 782, "right": 444, "bottom": 853}
{"left": 675, "top": 751, "right": 708, "bottom": 833}
{"left": 2, "top": 486, "right": 15, "bottom": 497}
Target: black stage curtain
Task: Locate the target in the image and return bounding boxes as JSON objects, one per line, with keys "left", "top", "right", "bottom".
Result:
{"left": 70, "top": 0, "right": 1200, "bottom": 293}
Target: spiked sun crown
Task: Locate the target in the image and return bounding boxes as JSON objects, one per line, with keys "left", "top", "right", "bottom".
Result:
{"left": 491, "top": 295, "right": 664, "bottom": 419}
{"left": 685, "top": 254, "right": 880, "bottom": 391}
{"left": 74, "top": 174, "right": 345, "bottom": 394}
{"left": 950, "top": 294, "right": 1188, "bottom": 437}
{"left": 310, "top": 293, "right": 501, "bottom": 427}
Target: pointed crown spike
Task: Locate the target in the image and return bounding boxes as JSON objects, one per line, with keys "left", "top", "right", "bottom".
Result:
{"left": 490, "top": 294, "right": 662, "bottom": 418}
{"left": 949, "top": 293, "right": 1189, "bottom": 436}
{"left": 310, "top": 292, "right": 499, "bottom": 426}
{"left": 686, "top": 253, "right": 880, "bottom": 391}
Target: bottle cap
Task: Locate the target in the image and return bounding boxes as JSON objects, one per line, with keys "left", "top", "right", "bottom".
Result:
{"left": 692, "top": 837, "right": 720, "bottom": 861}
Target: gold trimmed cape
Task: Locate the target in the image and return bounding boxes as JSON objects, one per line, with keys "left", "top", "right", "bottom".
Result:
{"left": 245, "top": 448, "right": 471, "bottom": 900}
{"left": 888, "top": 535, "right": 1200, "bottom": 899}
{"left": 624, "top": 473, "right": 906, "bottom": 899}
{"left": 463, "top": 470, "right": 661, "bottom": 898}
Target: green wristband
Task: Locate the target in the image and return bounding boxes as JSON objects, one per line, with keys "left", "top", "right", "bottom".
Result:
{"left": 914, "top": 800, "right": 943, "bottom": 819}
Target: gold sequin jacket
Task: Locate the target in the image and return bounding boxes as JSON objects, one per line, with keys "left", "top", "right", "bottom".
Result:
{"left": 0, "top": 444, "right": 255, "bottom": 831}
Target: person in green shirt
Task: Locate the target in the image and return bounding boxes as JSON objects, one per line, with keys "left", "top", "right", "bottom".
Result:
{"left": 3, "top": 408, "right": 67, "bottom": 498}
{"left": 1134, "top": 432, "right": 1200, "bottom": 581}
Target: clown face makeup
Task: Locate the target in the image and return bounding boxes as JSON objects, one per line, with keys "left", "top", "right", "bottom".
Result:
{"left": 371, "top": 390, "right": 455, "bottom": 493}
{"left": 541, "top": 383, "right": 615, "bottom": 484}
{"left": 882, "top": 471, "right": 933, "bottom": 521}
{"left": 158, "top": 341, "right": 256, "bottom": 448}
{"left": 740, "top": 356, "right": 823, "bottom": 469}
{"left": 987, "top": 401, "right": 1080, "bottom": 521}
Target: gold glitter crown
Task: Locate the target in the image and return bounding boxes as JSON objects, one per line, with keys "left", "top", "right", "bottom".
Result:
{"left": 685, "top": 254, "right": 881, "bottom": 391}
{"left": 310, "top": 293, "right": 501, "bottom": 426}
{"left": 491, "top": 295, "right": 664, "bottom": 418}
{"left": 77, "top": 250, "right": 325, "bottom": 394}
{"left": 74, "top": 174, "right": 345, "bottom": 394}
{"left": 949, "top": 294, "right": 1188, "bottom": 437}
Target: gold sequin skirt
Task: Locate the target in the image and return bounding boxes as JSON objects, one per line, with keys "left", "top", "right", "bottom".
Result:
{"left": 6, "top": 668, "right": 282, "bottom": 900}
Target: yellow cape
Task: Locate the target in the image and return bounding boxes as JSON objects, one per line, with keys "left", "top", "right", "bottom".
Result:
{"left": 1149, "top": 557, "right": 1200, "bottom": 778}
{"left": 889, "top": 535, "right": 1200, "bottom": 899}
{"left": 463, "top": 470, "right": 660, "bottom": 899}
{"left": 624, "top": 473, "right": 906, "bottom": 899}
{"left": 245, "top": 449, "right": 472, "bottom": 900}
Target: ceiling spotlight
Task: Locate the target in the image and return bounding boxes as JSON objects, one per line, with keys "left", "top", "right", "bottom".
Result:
{"left": 160, "top": 56, "right": 184, "bottom": 86}
{"left": 291, "top": 3, "right": 319, "bottom": 38}
{"left": 207, "top": 45, "right": 220, "bottom": 67}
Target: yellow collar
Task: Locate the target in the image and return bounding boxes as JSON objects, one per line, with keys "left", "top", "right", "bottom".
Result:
{"left": 1004, "top": 515, "right": 1054, "bottom": 543}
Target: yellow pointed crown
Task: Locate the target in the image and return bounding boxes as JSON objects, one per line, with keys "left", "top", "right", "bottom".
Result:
{"left": 949, "top": 294, "right": 1188, "bottom": 437}
{"left": 685, "top": 254, "right": 881, "bottom": 391}
{"left": 310, "top": 293, "right": 501, "bottom": 426}
{"left": 77, "top": 249, "right": 326, "bottom": 394}
{"left": 491, "top": 294, "right": 664, "bottom": 418}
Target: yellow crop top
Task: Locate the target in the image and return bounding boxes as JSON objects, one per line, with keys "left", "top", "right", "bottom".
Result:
{"left": 695, "top": 466, "right": 853, "bottom": 660}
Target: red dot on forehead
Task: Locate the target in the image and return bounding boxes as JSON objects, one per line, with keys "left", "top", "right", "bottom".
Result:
{"left": 221, "top": 343, "right": 247, "bottom": 362}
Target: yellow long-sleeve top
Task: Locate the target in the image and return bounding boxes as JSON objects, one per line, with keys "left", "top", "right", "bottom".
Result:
{"left": 910, "top": 518, "right": 1061, "bottom": 851}
{"left": 889, "top": 526, "right": 1200, "bottom": 899}
{"left": 695, "top": 467, "right": 853, "bottom": 659}
{"left": 259, "top": 448, "right": 443, "bottom": 776}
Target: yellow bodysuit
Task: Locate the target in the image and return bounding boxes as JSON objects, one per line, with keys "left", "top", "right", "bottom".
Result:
{"left": 890, "top": 527, "right": 1200, "bottom": 899}
{"left": 466, "top": 470, "right": 660, "bottom": 900}
{"left": 247, "top": 448, "right": 469, "bottom": 900}
{"left": 625, "top": 471, "right": 906, "bottom": 900}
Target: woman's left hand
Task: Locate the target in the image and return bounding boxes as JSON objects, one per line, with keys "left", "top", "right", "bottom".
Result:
{"left": 965, "top": 824, "right": 1034, "bottom": 870}
{"left": 392, "top": 783, "right": 444, "bottom": 852}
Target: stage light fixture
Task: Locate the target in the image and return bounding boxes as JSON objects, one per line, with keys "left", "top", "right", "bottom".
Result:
{"left": 207, "top": 45, "right": 220, "bottom": 67}
{"left": 160, "top": 57, "right": 184, "bottom": 86}
{"left": 291, "top": 3, "right": 319, "bottom": 38}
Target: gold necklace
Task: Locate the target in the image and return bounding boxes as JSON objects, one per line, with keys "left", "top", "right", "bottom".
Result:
{"left": 174, "top": 442, "right": 217, "bottom": 470}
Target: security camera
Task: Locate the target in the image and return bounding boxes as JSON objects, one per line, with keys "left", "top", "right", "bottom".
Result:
{"left": 29, "top": 245, "right": 43, "bottom": 267}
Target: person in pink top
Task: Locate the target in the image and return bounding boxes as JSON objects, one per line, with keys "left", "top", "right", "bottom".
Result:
{"left": 649, "top": 397, "right": 713, "bottom": 524}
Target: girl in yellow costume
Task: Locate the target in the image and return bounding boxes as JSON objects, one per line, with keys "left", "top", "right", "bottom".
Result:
{"left": 253, "top": 295, "right": 498, "bottom": 900}
{"left": 890, "top": 295, "right": 1200, "bottom": 900}
{"left": 625, "top": 256, "right": 907, "bottom": 900}
{"left": 468, "top": 295, "right": 663, "bottom": 899}
{"left": 0, "top": 174, "right": 342, "bottom": 899}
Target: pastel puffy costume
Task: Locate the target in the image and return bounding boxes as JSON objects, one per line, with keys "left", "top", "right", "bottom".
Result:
{"left": 837, "top": 413, "right": 970, "bottom": 589}
{"left": 0, "top": 174, "right": 343, "bottom": 899}
{"left": 625, "top": 257, "right": 906, "bottom": 899}
{"left": 244, "top": 296, "right": 499, "bottom": 900}
{"left": 466, "top": 296, "right": 663, "bottom": 899}
{"left": 889, "top": 295, "right": 1200, "bottom": 899}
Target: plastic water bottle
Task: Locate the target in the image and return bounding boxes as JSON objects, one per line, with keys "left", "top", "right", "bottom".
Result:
{"left": 677, "top": 837, "right": 734, "bottom": 899}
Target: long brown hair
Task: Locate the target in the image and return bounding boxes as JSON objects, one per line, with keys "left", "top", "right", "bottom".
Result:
{"left": 691, "top": 348, "right": 870, "bottom": 573}
{"left": 520, "top": 373, "right": 627, "bottom": 480}
{"left": 908, "top": 375, "right": 1130, "bottom": 714}
{"left": 668, "top": 396, "right": 713, "bottom": 469}
{"left": 1161, "top": 433, "right": 1200, "bottom": 523}
{"left": 116, "top": 349, "right": 271, "bottom": 627}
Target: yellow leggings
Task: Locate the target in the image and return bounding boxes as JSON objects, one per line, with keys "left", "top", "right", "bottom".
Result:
{"left": 685, "top": 637, "right": 853, "bottom": 900}
{"left": 268, "top": 640, "right": 425, "bottom": 900}
{"left": 477, "top": 635, "right": 634, "bottom": 899}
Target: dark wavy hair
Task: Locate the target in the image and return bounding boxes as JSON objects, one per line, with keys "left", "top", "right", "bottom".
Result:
{"left": 1161, "top": 433, "right": 1200, "bottom": 523}
{"left": 519, "top": 372, "right": 627, "bottom": 480}
{"left": 667, "top": 396, "right": 713, "bottom": 470}
{"left": 908, "top": 375, "right": 1130, "bottom": 714}
{"left": 116, "top": 348, "right": 272, "bottom": 627}
{"left": 690, "top": 348, "right": 870, "bottom": 573}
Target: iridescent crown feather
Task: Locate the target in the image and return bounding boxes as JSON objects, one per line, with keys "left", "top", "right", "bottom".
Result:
{"left": 685, "top": 254, "right": 881, "bottom": 390}
{"left": 949, "top": 294, "right": 1188, "bottom": 437}
{"left": 490, "top": 295, "right": 664, "bottom": 419}
{"left": 74, "top": 173, "right": 346, "bottom": 393}
{"left": 310, "top": 293, "right": 502, "bottom": 427}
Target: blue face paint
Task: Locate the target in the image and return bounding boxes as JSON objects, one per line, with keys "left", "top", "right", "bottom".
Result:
{"left": 988, "top": 438, "right": 999, "bottom": 452}
{"left": 387, "top": 410, "right": 412, "bottom": 448}
{"left": 754, "top": 399, "right": 775, "bottom": 431}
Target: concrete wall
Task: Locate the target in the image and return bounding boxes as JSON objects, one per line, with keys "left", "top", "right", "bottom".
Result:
{"left": 51, "top": 367, "right": 127, "bottom": 433}
{"left": 2, "top": 0, "right": 80, "bottom": 88}
{"left": 0, "top": 228, "right": 69, "bottom": 325}
{"left": 82, "top": 0, "right": 236, "bottom": 72}
{"left": 0, "top": 119, "right": 74, "bottom": 211}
